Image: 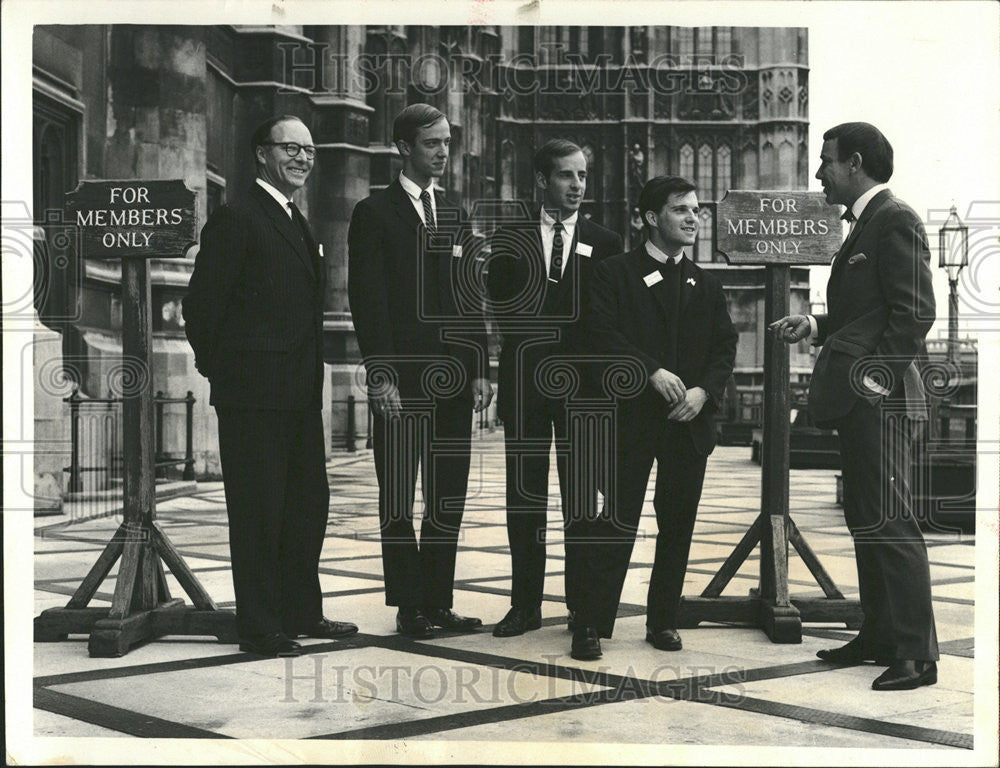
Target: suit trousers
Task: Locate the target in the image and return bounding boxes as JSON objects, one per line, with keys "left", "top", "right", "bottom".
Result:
{"left": 216, "top": 408, "right": 329, "bottom": 640}
{"left": 580, "top": 419, "right": 707, "bottom": 637}
{"left": 372, "top": 393, "right": 472, "bottom": 609}
{"left": 503, "top": 393, "right": 598, "bottom": 612}
{"left": 835, "top": 398, "right": 939, "bottom": 661}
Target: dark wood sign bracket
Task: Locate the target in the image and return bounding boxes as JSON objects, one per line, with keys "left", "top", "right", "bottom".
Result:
{"left": 677, "top": 190, "right": 864, "bottom": 643}
{"left": 34, "top": 180, "right": 237, "bottom": 657}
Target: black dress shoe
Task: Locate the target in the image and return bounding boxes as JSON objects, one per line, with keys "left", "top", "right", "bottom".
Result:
{"left": 239, "top": 632, "right": 301, "bottom": 657}
{"left": 646, "top": 628, "right": 683, "bottom": 651}
{"left": 571, "top": 626, "right": 602, "bottom": 661}
{"left": 296, "top": 618, "right": 359, "bottom": 639}
{"left": 872, "top": 660, "right": 937, "bottom": 691}
{"left": 493, "top": 606, "right": 542, "bottom": 637}
{"left": 425, "top": 608, "right": 483, "bottom": 631}
{"left": 816, "top": 638, "right": 890, "bottom": 665}
{"left": 396, "top": 608, "right": 435, "bottom": 639}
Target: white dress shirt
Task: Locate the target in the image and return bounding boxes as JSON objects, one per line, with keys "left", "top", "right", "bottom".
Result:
{"left": 398, "top": 172, "right": 438, "bottom": 226}
{"left": 644, "top": 240, "right": 684, "bottom": 266}
{"left": 256, "top": 178, "right": 294, "bottom": 217}
{"left": 540, "top": 208, "right": 578, "bottom": 278}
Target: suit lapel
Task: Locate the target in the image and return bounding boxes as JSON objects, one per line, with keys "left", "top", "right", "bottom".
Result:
{"left": 252, "top": 185, "right": 316, "bottom": 280}
{"left": 831, "top": 188, "right": 893, "bottom": 273}
{"left": 390, "top": 179, "right": 424, "bottom": 232}
{"left": 679, "top": 255, "right": 697, "bottom": 314}
{"left": 635, "top": 249, "right": 672, "bottom": 323}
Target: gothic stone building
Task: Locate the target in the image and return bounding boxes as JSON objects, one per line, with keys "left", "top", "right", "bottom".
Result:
{"left": 31, "top": 25, "right": 813, "bottom": 505}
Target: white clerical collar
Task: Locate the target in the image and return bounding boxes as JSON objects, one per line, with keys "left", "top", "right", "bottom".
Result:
{"left": 399, "top": 172, "right": 434, "bottom": 202}
{"left": 851, "top": 183, "right": 890, "bottom": 222}
{"left": 645, "top": 240, "right": 684, "bottom": 265}
{"left": 256, "top": 178, "right": 294, "bottom": 217}
{"left": 540, "top": 208, "right": 578, "bottom": 229}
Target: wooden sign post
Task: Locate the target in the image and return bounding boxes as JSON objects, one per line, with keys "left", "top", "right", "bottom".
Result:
{"left": 34, "top": 180, "right": 237, "bottom": 657}
{"left": 677, "top": 190, "right": 863, "bottom": 643}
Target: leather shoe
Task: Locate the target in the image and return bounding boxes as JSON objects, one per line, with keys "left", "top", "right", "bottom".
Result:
{"left": 646, "top": 628, "right": 683, "bottom": 651}
{"left": 571, "top": 626, "right": 602, "bottom": 661}
{"left": 239, "top": 632, "right": 301, "bottom": 657}
{"left": 396, "top": 607, "right": 435, "bottom": 639}
{"left": 816, "top": 638, "right": 890, "bottom": 665}
{"left": 872, "top": 660, "right": 937, "bottom": 691}
{"left": 295, "top": 618, "right": 359, "bottom": 640}
{"left": 425, "top": 608, "right": 483, "bottom": 631}
{"left": 493, "top": 606, "right": 542, "bottom": 637}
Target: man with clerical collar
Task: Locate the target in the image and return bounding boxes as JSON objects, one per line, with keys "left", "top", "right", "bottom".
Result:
{"left": 487, "top": 139, "right": 623, "bottom": 638}
{"left": 570, "top": 175, "right": 737, "bottom": 661}
{"left": 348, "top": 103, "right": 493, "bottom": 639}
{"left": 771, "top": 122, "right": 939, "bottom": 691}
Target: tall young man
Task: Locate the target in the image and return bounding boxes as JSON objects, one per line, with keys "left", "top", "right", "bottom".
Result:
{"left": 487, "top": 139, "right": 622, "bottom": 637}
{"left": 348, "top": 104, "right": 493, "bottom": 638}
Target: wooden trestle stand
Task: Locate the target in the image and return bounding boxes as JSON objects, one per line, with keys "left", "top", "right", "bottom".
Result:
{"left": 676, "top": 191, "right": 864, "bottom": 642}
{"left": 34, "top": 180, "right": 236, "bottom": 657}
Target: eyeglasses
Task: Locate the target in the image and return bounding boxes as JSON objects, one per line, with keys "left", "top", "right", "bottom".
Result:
{"left": 263, "top": 142, "right": 317, "bottom": 160}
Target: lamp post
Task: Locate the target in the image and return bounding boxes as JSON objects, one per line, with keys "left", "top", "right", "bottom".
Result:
{"left": 938, "top": 203, "right": 969, "bottom": 364}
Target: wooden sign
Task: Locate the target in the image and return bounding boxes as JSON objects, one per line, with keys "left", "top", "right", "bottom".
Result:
{"left": 66, "top": 179, "right": 197, "bottom": 259}
{"left": 716, "top": 190, "right": 841, "bottom": 265}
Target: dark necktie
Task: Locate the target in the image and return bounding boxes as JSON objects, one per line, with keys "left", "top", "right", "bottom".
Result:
{"left": 549, "top": 221, "right": 564, "bottom": 284}
{"left": 288, "top": 200, "right": 319, "bottom": 274}
{"left": 841, "top": 209, "right": 856, "bottom": 223}
{"left": 420, "top": 189, "right": 436, "bottom": 232}
{"left": 287, "top": 200, "right": 310, "bottom": 241}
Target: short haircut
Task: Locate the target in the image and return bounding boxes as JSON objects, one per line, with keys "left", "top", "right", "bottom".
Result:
{"left": 392, "top": 103, "right": 447, "bottom": 146}
{"left": 533, "top": 139, "right": 585, "bottom": 179}
{"left": 250, "top": 115, "right": 305, "bottom": 167}
{"left": 823, "top": 122, "right": 894, "bottom": 183}
{"left": 638, "top": 176, "right": 697, "bottom": 228}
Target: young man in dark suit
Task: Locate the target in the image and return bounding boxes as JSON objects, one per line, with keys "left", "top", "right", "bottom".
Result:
{"left": 486, "top": 140, "right": 623, "bottom": 637}
{"left": 571, "top": 176, "right": 737, "bottom": 661}
{"left": 348, "top": 104, "right": 493, "bottom": 638}
{"left": 771, "top": 122, "right": 939, "bottom": 691}
{"left": 184, "top": 115, "right": 358, "bottom": 657}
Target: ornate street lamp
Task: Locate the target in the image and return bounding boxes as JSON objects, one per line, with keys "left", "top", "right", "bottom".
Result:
{"left": 938, "top": 204, "right": 969, "bottom": 364}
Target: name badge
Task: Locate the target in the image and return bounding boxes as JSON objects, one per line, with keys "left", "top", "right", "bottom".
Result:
{"left": 575, "top": 242, "right": 593, "bottom": 258}
{"left": 643, "top": 271, "right": 663, "bottom": 287}
{"left": 452, "top": 244, "right": 463, "bottom": 259}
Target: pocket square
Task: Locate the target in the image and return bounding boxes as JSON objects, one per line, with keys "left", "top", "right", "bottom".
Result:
{"left": 848, "top": 252, "right": 867, "bottom": 264}
{"left": 686, "top": 277, "right": 697, "bottom": 286}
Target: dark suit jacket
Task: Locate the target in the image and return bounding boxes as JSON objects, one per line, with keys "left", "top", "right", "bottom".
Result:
{"left": 183, "top": 183, "right": 325, "bottom": 410}
{"left": 588, "top": 247, "right": 738, "bottom": 456}
{"left": 808, "top": 189, "right": 935, "bottom": 424}
{"left": 347, "top": 179, "right": 489, "bottom": 398}
{"left": 487, "top": 213, "right": 623, "bottom": 422}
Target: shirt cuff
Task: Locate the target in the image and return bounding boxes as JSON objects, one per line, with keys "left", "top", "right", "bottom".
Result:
{"left": 862, "top": 375, "right": 891, "bottom": 396}
{"left": 807, "top": 315, "right": 818, "bottom": 339}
